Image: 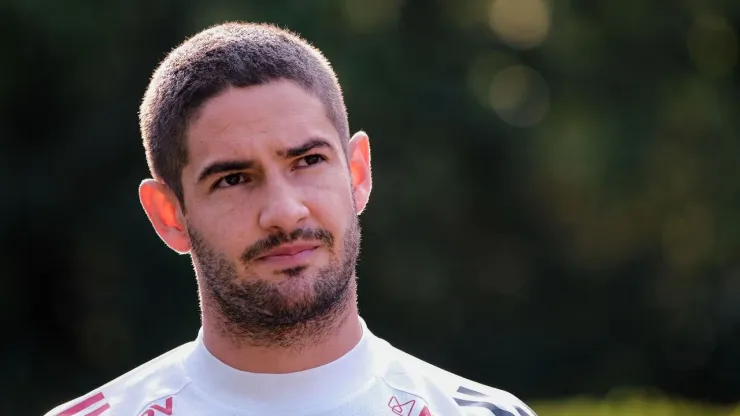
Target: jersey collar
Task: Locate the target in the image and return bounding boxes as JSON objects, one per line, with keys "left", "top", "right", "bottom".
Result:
{"left": 183, "top": 316, "right": 379, "bottom": 413}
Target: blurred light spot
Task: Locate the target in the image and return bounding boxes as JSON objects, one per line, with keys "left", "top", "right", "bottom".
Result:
{"left": 687, "top": 13, "right": 738, "bottom": 77}
{"left": 659, "top": 77, "right": 723, "bottom": 132}
{"left": 343, "top": 0, "right": 403, "bottom": 33}
{"left": 445, "top": 0, "right": 492, "bottom": 29}
{"left": 467, "top": 51, "right": 517, "bottom": 107}
{"left": 489, "top": 65, "right": 550, "bottom": 127}
{"left": 535, "top": 101, "right": 608, "bottom": 191}
{"left": 489, "top": 0, "right": 551, "bottom": 50}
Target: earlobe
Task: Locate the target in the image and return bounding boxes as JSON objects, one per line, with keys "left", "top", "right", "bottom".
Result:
{"left": 139, "top": 179, "right": 192, "bottom": 254}
{"left": 347, "top": 131, "right": 372, "bottom": 214}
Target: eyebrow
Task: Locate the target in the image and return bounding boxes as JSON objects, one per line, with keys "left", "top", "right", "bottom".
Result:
{"left": 196, "top": 138, "right": 335, "bottom": 183}
{"left": 197, "top": 160, "right": 255, "bottom": 183}
{"left": 280, "top": 138, "right": 333, "bottom": 158}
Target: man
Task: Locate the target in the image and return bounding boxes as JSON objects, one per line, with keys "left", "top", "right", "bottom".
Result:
{"left": 45, "top": 22, "right": 536, "bottom": 416}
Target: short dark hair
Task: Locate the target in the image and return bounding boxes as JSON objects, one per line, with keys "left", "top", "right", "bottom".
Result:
{"left": 139, "top": 22, "right": 350, "bottom": 205}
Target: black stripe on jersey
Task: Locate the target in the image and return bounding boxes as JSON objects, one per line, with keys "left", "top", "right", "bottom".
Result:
{"left": 454, "top": 386, "right": 533, "bottom": 416}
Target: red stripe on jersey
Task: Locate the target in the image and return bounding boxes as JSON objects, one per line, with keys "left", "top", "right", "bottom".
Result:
{"left": 57, "top": 392, "right": 105, "bottom": 416}
{"left": 84, "top": 403, "right": 111, "bottom": 416}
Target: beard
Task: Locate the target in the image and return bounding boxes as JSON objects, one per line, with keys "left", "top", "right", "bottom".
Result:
{"left": 188, "top": 214, "right": 361, "bottom": 349}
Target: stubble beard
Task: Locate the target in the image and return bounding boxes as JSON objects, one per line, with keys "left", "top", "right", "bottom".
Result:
{"left": 188, "top": 215, "right": 361, "bottom": 350}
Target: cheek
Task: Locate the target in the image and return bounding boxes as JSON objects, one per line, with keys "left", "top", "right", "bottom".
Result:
{"left": 305, "top": 182, "right": 354, "bottom": 234}
{"left": 190, "top": 197, "right": 259, "bottom": 255}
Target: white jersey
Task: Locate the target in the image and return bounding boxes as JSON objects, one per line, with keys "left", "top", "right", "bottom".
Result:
{"left": 44, "top": 318, "right": 536, "bottom": 416}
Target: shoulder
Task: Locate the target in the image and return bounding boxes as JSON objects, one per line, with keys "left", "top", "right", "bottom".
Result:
{"left": 373, "top": 337, "right": 538, "bottom": 416}
{"left": 43, "top": 341, "right": 195, "bottom": 416}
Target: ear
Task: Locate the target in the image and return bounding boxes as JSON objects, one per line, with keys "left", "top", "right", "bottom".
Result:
{"left": 347, "top": 131, "right": 372, "bottom": 214}
{"left": 139, "top": 179, "right": 192, "bottom": 254}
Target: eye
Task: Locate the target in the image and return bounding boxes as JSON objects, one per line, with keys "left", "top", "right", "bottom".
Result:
{"left": 214, "top": 173, "right": 251, "bottom": 189}
{"left": 295, "top": 154, "right": 327, "bottom": 168}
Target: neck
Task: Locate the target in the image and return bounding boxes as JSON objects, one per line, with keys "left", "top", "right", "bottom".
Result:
{"left": 201, "top": 291, "right": 362, "bottom": 374}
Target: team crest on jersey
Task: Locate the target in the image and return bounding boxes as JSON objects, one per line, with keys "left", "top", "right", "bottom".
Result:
{"left": 388, "top": 396, "right": 415, "bottom": 415}
{"left": 387, "top": 395, "right": 432, "bottom": 416}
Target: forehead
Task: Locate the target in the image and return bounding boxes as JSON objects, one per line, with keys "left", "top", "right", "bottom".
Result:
{"left": 185, "top": 80, "right": 340, "bottom": 165}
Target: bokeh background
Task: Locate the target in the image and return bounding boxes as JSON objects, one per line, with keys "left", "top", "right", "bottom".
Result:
{"left": 2, "top": 0, "right": 740, "bottom": 414}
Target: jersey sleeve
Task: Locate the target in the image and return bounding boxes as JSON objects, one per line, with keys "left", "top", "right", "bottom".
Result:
{"left": 43, "top": 390, "right": 113, "bottom": 416}
{"left": 450, "top": 378, "right": 538, "bottom": 416}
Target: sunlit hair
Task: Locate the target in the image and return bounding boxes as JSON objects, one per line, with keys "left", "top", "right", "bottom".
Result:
{"left": 139, "top": 22, "right": 349, "bottom": 205}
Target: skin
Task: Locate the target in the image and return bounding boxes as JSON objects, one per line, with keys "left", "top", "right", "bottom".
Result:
{"left": 138, "top": 79, "right": 372, "bottom": 373}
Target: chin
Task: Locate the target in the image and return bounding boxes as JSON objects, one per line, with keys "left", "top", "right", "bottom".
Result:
{"left": 274, "top": 275, "right": 317, "bottom": 299}
{"left": 274, "top": 265, "right": 309, "bottom": 278}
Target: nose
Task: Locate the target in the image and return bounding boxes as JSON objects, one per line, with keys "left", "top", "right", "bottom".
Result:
{"left": 258, "top": 178, "right": 310, "bottom": 233}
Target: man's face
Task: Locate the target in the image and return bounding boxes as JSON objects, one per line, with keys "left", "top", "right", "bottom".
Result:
{"left": 174, "top": 80, "right": 367, "bottom": 344}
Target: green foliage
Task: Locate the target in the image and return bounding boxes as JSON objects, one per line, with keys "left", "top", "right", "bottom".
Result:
{"left": 1, "top": 0, "right": 739, "bottom": 414}
{"left": 534, "top": 392, "right": 740, "bottom": 416}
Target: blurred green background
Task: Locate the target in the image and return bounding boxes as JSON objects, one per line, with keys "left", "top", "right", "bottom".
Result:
{"left": 2, "top": 0, "right": 739, "bottom": 414}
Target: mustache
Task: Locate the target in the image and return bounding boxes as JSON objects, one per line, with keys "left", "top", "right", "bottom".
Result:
{"left": 240, "top": 228, "right": 334, "bottom": 263}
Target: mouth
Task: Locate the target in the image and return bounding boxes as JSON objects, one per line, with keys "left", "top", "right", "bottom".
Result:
{"left": 256, "top": 243, "right": 321, "bottom": 265}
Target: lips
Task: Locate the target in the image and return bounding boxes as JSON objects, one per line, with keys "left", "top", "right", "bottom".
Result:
{"left": 257, "top": 243, "right": 320, "bottom": 260}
